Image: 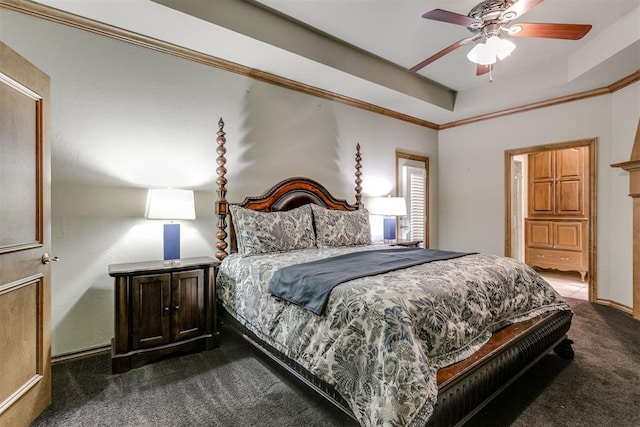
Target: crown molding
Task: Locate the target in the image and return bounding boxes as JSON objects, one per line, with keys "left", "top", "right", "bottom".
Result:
{"left": 440, "top": 70, "right": 640, "bottom": 130}
{"left": 0, "top": 0, "right": 637, "bottom": 131}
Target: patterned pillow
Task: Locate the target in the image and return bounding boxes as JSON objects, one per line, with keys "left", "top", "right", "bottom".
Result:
{"left": 310, "top": 204, "right": 372, "bottom": 248}
{"left": 230, "top": 204, "right": 316, "bottom": 257}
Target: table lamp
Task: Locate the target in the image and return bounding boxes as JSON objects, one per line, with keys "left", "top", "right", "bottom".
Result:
{"left": 146, "top": 188, "right": 196, "bottom": 262}
{"left": 369, "top": 196, "right": 407, "bottom": 243}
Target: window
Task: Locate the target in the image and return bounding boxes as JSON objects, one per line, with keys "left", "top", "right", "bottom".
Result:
{"left": 406, "top": 166, "right": 426, "bottom": 241}
{"left": 396, "top": 152, "right": 429, "bottom": 246}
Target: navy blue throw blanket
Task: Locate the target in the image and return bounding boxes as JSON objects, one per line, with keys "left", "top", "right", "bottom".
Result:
{"left": 268, "top": 248, "right": 473, "bottom": 315}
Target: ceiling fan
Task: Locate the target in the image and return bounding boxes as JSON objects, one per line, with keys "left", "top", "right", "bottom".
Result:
{"left": 410, "top": 0, "right": 592, "bottom": 76}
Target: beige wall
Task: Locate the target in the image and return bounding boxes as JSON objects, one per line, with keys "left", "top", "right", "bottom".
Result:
{"left": 439, "top": 85, "right": 639, "bottom": 307}
{"left": 3, "top": 6, "right": 637, "bottom": 355}
{"left": 1, "top": 9, "right": 438, "bottom": 355}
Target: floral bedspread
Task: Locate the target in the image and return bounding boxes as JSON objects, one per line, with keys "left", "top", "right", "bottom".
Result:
{"left": 216, "top": 245, "right": 570, "bottom": 426}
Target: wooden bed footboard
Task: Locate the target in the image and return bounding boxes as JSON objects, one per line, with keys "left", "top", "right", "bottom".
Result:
{"left": 220, "top": 307, "right": 572, "bottom": 426}
{"left": 430, "top": 309, "right": 572, "bottom": 426}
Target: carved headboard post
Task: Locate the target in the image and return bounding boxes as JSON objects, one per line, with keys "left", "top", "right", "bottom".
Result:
{"left": 355, "top": 143, "right": 363, "bottom": 208}
{"left": 215, "top": 117, "right": 229, "bottom": 260}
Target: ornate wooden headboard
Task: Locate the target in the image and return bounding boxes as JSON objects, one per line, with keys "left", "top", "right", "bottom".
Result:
{"left": 214, "top": 118, "right": 364, "bottom": 260}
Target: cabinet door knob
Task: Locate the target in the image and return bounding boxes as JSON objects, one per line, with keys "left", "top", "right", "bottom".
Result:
{"left": 163, "top": 306, "right": 170, "bottom": 316}
{"left": 174, "top": 305, "right": 180, "bottom": 312}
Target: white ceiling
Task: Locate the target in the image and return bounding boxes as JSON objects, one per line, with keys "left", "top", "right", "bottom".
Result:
{"left": 32, "top": 0, "right": 640, "bottom": 125}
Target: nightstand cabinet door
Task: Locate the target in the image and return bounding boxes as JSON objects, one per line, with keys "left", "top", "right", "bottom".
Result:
{"left": 171, "top": 269, "right": 205, "bottom": 342}
{"left": 131, "top": 273, "right": 172, "bottom": 349}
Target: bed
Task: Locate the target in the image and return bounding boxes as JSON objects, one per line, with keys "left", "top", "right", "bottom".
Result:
{"left": 212, "top": 119, "right": 574, "bottom": 426}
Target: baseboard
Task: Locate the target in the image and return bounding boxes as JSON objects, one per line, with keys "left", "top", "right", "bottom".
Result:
{"left": 594, "top": 298, "right": 633, "bottom": 315}
{"left": 49, "top": 298, "right": 632, "bottom": 366}
{"left": 52, "top": 344, "right": 111, "bottom": 365}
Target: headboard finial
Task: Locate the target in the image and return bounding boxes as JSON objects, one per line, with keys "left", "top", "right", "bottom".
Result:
{"left": 355, "top": 143, "right": 363, "bottom": 207}
{"left": 215, "top": 117, "right": 229, "bottom": 260}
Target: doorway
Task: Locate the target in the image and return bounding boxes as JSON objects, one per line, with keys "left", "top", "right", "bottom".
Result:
{"left": 505, "top": 139, "right": 597, "bottom": 302}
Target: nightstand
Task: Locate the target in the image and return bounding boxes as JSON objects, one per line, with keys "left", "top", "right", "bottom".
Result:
{"left": 390, "top": 240, "right": 423, "bottom": 248}
{"left": 108, "top": 257, "right": 220, "bottom": 374}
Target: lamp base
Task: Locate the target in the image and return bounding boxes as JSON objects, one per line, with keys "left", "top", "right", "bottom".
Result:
{"left": 163, "top": 223, "right": 180, "bottom": 261}
{"left": 383, "top": 217, "right": 396, "bottom": 241}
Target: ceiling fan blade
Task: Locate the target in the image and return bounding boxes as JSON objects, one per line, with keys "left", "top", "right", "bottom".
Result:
{"left": 504, "top": 0, "right": 544, "bottom": 20}
{"left": 422, "top": 9, "right": 480, "bottom": 27}
{"left": 509, "top": 23, "right": 592, "bottom": 40}
{"left": 410, "top": 38, "right": 469, "bottom": 73}
{"left": 477, "top": 64, "right": 493, "bottom": 76}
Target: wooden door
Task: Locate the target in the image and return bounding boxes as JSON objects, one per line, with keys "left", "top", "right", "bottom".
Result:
{"left": 171, "top": 269, "right": 204, "bottom": 341}
{"left": 131, "top": 274, "right": 172, "bottom": 349}
{"left": 0, "top": 42, "right": 51, "bottom": 426}
{"left": 528, "top": 151, "right": 554, "bottom": 215}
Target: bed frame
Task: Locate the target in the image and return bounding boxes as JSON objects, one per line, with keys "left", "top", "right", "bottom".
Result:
{"left": 212, "top": 118, "right": 574, "bottom": 426}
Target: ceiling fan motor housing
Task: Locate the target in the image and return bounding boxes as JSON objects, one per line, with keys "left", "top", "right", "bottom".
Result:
{"left": 468, "top": 0, "right": 518, "bottom": 31}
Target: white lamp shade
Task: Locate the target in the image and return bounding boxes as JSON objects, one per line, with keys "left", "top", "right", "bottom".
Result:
{"left": 146, "top": 189, "right": 196, "bottom": 220}
{"left": 489, "top": 36, "right": 516, "bottom": 60}
{"left": 467, "top": 37, "right": 516, "bottom": 64}
{"left": 369, "top": 196, "right": 407, "bottom": 216}
{"left": 467, "top": 43, "right": 496, "bottom": 65}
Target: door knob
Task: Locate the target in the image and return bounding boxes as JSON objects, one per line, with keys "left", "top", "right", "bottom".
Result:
{"left": 41, "top": 253, "right": 60, "bottom": 264}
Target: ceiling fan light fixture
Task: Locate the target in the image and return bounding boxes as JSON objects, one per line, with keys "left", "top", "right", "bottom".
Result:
{"left": 467, "top": 36, "right": 515, "bottom": 64}
{"left": 466, "top": 43, "right": 496, "bottom": 65}
{"left": 489, "top": 36, "right": 516, "bottom": 60}
{"left": 413, "top": 1, "right": 591, "bottom": 76}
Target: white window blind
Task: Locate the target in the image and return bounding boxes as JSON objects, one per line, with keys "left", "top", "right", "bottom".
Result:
{"left": 406, "top": 166, "right": 426, "bottom": 242}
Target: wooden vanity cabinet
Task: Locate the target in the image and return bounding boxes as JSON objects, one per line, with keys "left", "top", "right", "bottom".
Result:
{"left": 525, "top": 147, "right": 589, "bottom": 281}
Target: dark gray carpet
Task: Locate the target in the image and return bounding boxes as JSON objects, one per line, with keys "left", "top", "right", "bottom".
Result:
{"left": 466, "top": 298, "right": 640, "bottom": 426}
{"left": 32, "top": 328, "right": 356, "bottom": 427}
{"left": 33, "top": 298, "right": 639, "bottom": 426}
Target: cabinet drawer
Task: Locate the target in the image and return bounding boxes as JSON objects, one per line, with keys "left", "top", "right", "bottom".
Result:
{"left": 526, "top": 248, "right": 585, "bottom": 270}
